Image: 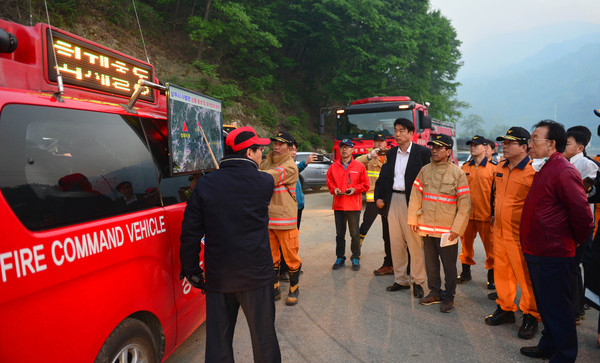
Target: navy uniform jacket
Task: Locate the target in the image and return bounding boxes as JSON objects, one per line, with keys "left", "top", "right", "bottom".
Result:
{"left": 374, "top": 143, "right": 431, "bottom": 216}
{"left": 180, "top": 155, "right": 275, "bottom": 293}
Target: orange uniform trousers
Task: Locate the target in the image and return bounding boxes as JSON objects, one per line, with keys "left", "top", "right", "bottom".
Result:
{"left": 494, "top": 235, "right": 540, "bottom": 320}
{"left": 459, "top": 219, "right": 494, "bottom": 269}
{"left": 269, "top": 228, "right": 301, "bottom": 272}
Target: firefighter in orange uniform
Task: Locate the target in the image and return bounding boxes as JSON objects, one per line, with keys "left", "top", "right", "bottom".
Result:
{"left": 260, "top": 131, "right": 301, "bottom": 306}
{"left": 458, "top": 136, "right": 497, "bottom": 289}
{"left": 485, "top": 127, "right": 540, "bottom": 340}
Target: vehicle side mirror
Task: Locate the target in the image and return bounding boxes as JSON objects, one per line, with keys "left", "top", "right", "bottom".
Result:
{"left": 318, "top": 114, "right": 325, "bottom": 136}
{"left": 421, "top": 115, "right": 432, "bottom": 130}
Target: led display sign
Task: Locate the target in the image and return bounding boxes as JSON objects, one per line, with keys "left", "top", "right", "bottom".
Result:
{"left": 46, "top": 29, "right": 155, "bottom": 102}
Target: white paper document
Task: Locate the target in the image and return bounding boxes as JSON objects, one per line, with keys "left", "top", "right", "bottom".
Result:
{"left": 440, "top": 232, "right": 458, "bottom": 247}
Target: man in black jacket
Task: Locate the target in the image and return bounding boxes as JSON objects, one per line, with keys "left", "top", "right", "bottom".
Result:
{"left": 180, "top": 126, "right": 281, "bottom": 363}
{"left": 374, "top": 118, "right": 431, "bottom": 298}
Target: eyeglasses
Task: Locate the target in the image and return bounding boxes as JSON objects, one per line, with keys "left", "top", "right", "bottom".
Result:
{"left": 528, "top": 138, "right": 549, "bottom": 144}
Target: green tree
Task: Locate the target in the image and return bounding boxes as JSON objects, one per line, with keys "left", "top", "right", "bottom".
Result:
{"left": 487, "top": 124, "right": 512, "bottom": 141}
{"left": 188, "top": 0, "right": 281, "bottom": 87}
{"left": 459, "top": 114, "right": 485, "bottom": 137}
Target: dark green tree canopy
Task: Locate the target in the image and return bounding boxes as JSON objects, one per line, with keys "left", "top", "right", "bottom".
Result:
{"left": 3, "top": 0, "right": 464, "bottom": 147}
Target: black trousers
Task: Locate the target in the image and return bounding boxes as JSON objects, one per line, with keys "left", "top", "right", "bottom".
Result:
{"left": 572, "top": 241, "right": 586, "bottom": 317}
{"left": 422, "top": 236, "right": 458, "bottom": 300}
{"left": 526, "top": 254, "right": 577, "bottom": 363}
{"left": 359, "top": 202, "right": 392, "bottom": 266}
{"left": 334, "top": 210, "right": 361, "bottom": 259}
{"left": 205, "top": 283, "right": 281, "bottom": 363}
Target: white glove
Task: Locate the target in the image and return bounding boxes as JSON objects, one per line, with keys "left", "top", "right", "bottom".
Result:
{"left": 370, "top": 148, "right": 380, "bottom": 158}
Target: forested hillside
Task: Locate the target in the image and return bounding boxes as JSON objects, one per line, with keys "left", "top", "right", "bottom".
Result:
{"left": 1, "top": 0, "right": 463, "bottom": 150}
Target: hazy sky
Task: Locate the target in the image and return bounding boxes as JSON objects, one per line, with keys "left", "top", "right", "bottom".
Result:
{"left": 429, "top": 0, "right": 600, "bottom": 51}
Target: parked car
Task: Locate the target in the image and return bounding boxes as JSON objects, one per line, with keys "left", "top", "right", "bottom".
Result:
{"left": 295, "top": 152, "right": 332, "bottom": 190}
{"left": 457, "top": 151, "right": 471, "bottom": 167}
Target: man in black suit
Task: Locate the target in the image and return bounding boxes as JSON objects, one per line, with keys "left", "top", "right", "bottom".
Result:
{"left": 374, "top": 118, "right": 431, "bottom": 298}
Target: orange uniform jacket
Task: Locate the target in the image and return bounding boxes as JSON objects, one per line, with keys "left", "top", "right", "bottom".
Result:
{"left": 493, "top": 156, "right": 536, "bottom": 241}
{"left": 461, "top": 157, "right": 496, "bottom": 221}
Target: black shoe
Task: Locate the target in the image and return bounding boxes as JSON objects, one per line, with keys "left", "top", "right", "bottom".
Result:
{"left": 413, "top": 284, "right": 424, "bottom": 298}
{"left": 487, "top": 292, "right": 498, "bottom": 300}
{"left": 440, "top": 298, "right": 454, "bottom": 313}
{"left": 457, "top": 264, "right": 472, "bottom": 284}
{"left": 351, "top": 257, "right": 360, "bottom": 271}
{"left": 332, "top": 257, "right": 345, "bottom": 270}
{"left": 575, "top": 311, "right": 585, "bottom": 325}
{"left": 520, "top": 346, "right": 551, "bottom": 359}
{"left": 286, "top": 270, "right": 300, "bottom": 306}
{"left": 485, "top": 305, "right": 516, "bottom": 326}
{"left": 487, "top": 269, "right": 495, "bottom": 290}
{"left": 274, "top": 282, "right": 281, "bottom": 301}
{"left": 518, "top": 314, "right": 538, "bottom": 339}
{"left": 386, "top": 283, "right": 410, "bottom": 292}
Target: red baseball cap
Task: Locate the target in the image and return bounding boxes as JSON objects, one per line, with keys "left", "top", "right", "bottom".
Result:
{"left": 226, "top": 126, "right": 271, "bottom": 152}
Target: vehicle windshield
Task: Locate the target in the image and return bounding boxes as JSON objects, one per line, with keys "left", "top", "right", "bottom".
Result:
{"left": 295, "top": 153, "right": 309, "bottom": 162}
{"left": 335, "top": 110, "right": 414, "bottom": 139}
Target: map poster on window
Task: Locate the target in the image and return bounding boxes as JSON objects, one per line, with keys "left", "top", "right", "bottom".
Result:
{"left": 167, "top": 84, "right": 223, "bottom": 175}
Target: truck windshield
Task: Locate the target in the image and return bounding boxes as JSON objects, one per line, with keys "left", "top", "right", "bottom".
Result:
{"left": 335, "top": 110, "right": 414, "bottom": 139}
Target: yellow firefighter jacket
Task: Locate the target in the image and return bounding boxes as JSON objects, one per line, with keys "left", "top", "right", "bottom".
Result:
{"left": 260, "top": 150, "right": 299, "bottom": 230}
{"left": 407, "top": 158, "right": 471, "bottom": 237}
{"left": 356, "top": 153, "right": 386, "bottom": 202}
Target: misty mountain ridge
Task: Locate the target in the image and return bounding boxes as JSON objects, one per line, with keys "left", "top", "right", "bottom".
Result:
{"left": 458, "top": 26, "right": 600, "bottom": 149}
{"left": 459, "top": 21, "right": 600, "bottom": 79}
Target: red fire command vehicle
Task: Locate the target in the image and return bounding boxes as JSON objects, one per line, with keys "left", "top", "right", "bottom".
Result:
{"left": 0, "top": 19, "right": 206, "bottom": 362}
{"left": 328, "top": 96, "right": 456, "bottom": 161}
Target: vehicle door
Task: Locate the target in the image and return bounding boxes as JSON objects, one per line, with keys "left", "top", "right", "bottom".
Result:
{"left": 0, "top": 103, "right": 177, "bottom": 361}
{"left": 139, "top": 119, "right": 207, "bottom": 346}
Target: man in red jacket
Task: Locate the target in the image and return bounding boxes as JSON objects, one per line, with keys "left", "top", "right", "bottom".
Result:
{"left": 519, "top": 120, "right": 594, "bottom": 362}
{"left": 326, "top": 139, "right": 370, "bottom": 271}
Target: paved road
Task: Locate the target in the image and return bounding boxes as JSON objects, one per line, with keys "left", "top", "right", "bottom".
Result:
{"left": 167, "top": 190, "right": 600, "bottom": 362}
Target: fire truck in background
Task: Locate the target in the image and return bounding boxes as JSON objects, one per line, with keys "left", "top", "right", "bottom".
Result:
{"left": 322, "top": 96, "right": 457, "bottom": 162}
{"left": 0, "top": 19, "right": 208, "bottom": 362}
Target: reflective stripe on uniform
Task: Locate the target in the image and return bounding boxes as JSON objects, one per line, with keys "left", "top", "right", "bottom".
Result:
{"left": 423, "top": 192, "right": 457, "bottom": 204}
{"left": 457, "top": 185, "right": 470, "bottom": 196}
{"left": 269, "top": 217, "right": 298, "bottom": 226}
{"left": 413, "top": 178, "right": 423, "bottom": 192}
{"left": 274, "top": 185, "right": 296, "bottom": 196}
{"left": 274, "top": 166, "right": 285, "bottom": 186}
{"left": 418, "top": 224, "right": 452, "bottom": 234}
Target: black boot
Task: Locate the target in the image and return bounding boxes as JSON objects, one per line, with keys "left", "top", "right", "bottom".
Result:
{"left": 273, "top": 266, "right": 281, "bottom": 301}
{"left": 286, "top": 266, "right": 300, "bottom": 306}
{"left": 457, "top": 264, "right": 472, "bottom": 284}
{"left": 487, "top": 269, "right": 495, "bottom": 290}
